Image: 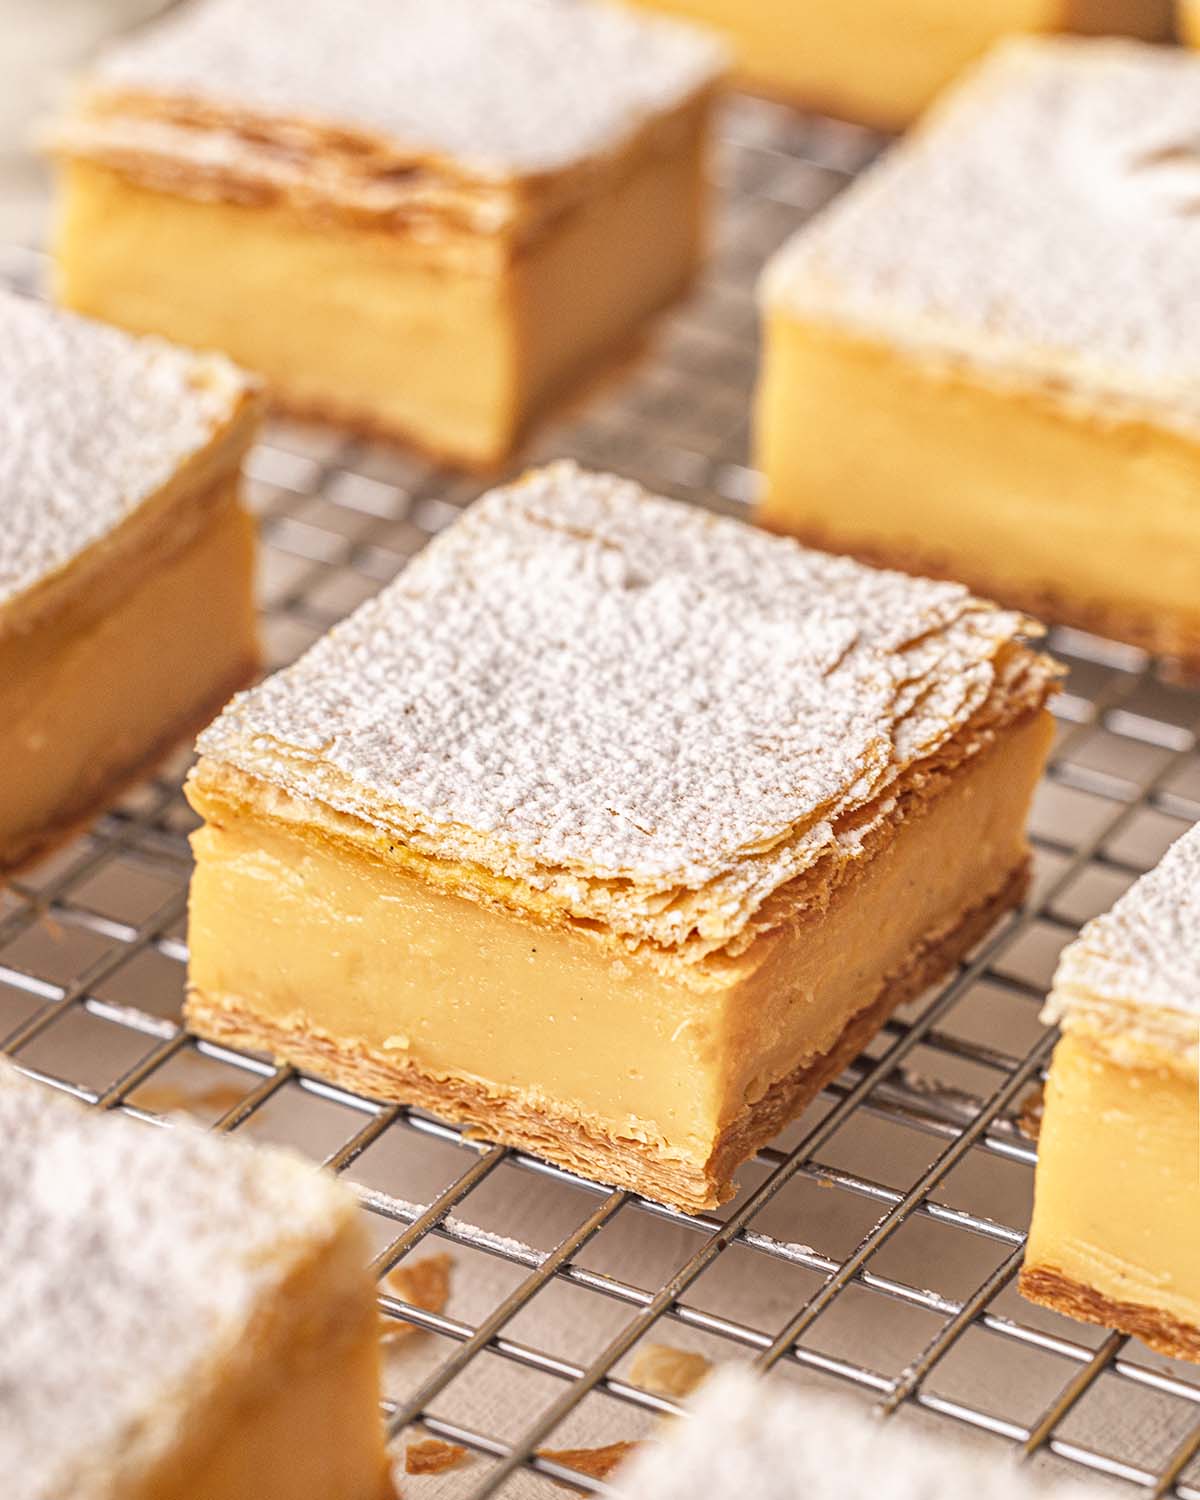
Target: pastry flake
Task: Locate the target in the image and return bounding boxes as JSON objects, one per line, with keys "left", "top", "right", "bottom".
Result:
{"left": 404, "top": 1439, "right": 468, "bottom": 1476}
{"left": 628, "top": 1344, "right": 713, "bottom": 1399}
{"left": 379, "top": 1252, "right": 453, "bottom": 1343}
{"left": 540, "top": 1440, "right": 641, "bottom": 1483}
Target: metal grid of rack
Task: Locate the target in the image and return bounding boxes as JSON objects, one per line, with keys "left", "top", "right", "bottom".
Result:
{"left": 2, "top": 95, "right": 1199, "bottom": 1498}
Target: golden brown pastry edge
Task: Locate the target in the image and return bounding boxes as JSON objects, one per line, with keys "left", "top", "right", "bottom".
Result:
{"left": 1020, "top": 1263, "right": 1200, "bottom": 1364}
{"left": 48, "top": 89, "right": 719, "bottom": 246}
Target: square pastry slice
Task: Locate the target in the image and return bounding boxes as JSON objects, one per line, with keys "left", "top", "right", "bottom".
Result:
{"left": 185, "top": 463, "right": 1058, "bottom": 1212}
{"left": 756, "top": 40, "right": 1200, "bottom": 665}
{"left": 622, "top": 0, "right": 1168, "bottom": 127}
{"left": 0, "top": 1065, "right": 388, "bottom": 1500}
{"left": 47, "top": 0, "right": 724, "bottom": 469}
{"left": 1022, "top": 825, "right": 1200, "bottom": 1362}
{"left": 0, "top": 291, "right": 260, "bottom": 877}
{"left": 614, "top": 1368, "right": 1103, "bottom": 1498}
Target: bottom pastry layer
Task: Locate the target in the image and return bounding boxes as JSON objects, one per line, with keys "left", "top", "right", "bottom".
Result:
{"left": 1020, "top": 1264, "right": 1200, "bottom": 1365}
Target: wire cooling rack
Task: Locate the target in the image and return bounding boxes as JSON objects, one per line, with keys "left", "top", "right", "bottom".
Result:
{"left": 2, "top": 95, "right": 1199, "bottom": 1499}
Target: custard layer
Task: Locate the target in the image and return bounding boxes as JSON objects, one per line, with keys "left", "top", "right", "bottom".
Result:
{"left": 1022, "top": 1032, "right": 1200, "bottom": 1360}
{"left": 53, "top": 120, "right": 705, "bottom": 466}
{"left": 0, "top": 490, "right": 257, "bottom": 873}
{"left": 187, "top": 710, "right": 1051, "bottom": 1208}
{"left": 624, "top": 0, "right": 1169, "bottom": 126}
{"left": 756, "top": 318, "right": 1200, "bottom": 664}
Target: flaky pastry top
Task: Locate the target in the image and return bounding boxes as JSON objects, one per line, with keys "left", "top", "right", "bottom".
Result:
{"left": 195, "top": 463, "right": 1055, "bottom": 956}
{"left": 763, "top": 39, "right": 1200, "bottom": 438}
{"left": 1045, "top": 822, "right": 1200, "bottom": 1071}
{"left": 0, "top": 1064, "right": 355, "bottom": 1500}
{"left": 56, "top": 0, "right": 724, "bottom": 235}
{"left": 0, "top": 291, "right": 252, "bottom": 619}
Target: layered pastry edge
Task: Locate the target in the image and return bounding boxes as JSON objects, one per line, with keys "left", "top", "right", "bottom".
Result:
{"left": 46, "top": 79, "right": 720, "bottom": 248}
{"left": 189, "top": 633, "right": 1055, "bottom": 969}
{"left": 755, "top": 522, "right": 1200, "bottom": 675}
{"left": 186, "top": 708, "right": 1052, "bottom": 1211}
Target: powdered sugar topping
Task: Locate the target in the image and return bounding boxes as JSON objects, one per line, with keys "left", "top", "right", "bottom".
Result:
{"left": 87, "top": 0, "right": 725, "bottom": 181}
{"left": 1050, "top": 821, "right": 1200, "bottom": 1034}
{"left": 0, "top": 292, "right": 249, "bottom": 614}
{"left": 198, "top": 463, "right": 1043, "bottom": 949}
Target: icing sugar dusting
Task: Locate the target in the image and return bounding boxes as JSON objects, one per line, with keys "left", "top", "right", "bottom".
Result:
{"left": 615, "top": 1367, "right": 1099, "bottom": 1499}
{"left": 1053, "top": 820, "right": 1200, "bottom": 1023}
{"left": 0, "top": 1065, "right": 352, "bottom": 1500}
{"left": 0, "top": 292, "right": 248, "bottom": 613}
{"left": 764, "top": 40, "right": 1200, "bottom": 431}
{"left": 198, "top": 463, "right": 1040, "bottom": 947}
{"left": 89, "top": 0, "right": 726, "bottom": 180}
